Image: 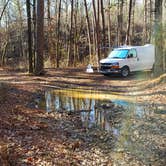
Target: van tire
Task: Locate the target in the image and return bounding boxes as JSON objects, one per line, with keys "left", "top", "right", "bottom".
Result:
{"left": 121, "top": 66, "right": 130, "bottom": 77}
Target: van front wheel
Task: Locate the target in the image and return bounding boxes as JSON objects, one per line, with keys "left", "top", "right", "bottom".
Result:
{"left": 121, "top": 67, "right": 130, "bottom": 77}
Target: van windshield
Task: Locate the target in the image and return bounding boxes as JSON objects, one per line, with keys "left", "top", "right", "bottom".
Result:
{"left": 108, "top": 49, "right": 129, "bottom": 59}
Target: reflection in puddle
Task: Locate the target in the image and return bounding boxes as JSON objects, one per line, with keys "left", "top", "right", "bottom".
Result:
{"left": 39, "top": 88, "right": 166, "bottom": 165}
{"left": 43, "top": 89, "right": 128, "bottom": 132}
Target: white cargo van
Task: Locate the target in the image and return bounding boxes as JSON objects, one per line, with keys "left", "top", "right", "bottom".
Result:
{"left": 99, "top": 44, "right": 155, "bottom": 77}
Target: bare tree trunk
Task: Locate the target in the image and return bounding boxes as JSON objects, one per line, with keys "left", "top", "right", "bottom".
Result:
{"left": 73, "top": 0, "right": 79, "bottom": 66}
{"left": 84, "top": 0, "right": 92, "bottom": 63}
{"left": 119, "top": 0, "right": 124, "bottom": 45}
{"left": 131, "top": 0, "right": 136, "bottom": 44}
{"left": 0, "top": 0, "right": 10, "bottom": 24}
{"left": 149, "top": 0, "right": 153, "bottom": 43}
{"left": 107, "top": 0, "right": 111, "bottom": 48}
{"left": 47, "top": 0, "right": 51, "bottom": 58}
{"left": 33, "top": 0, "right": 36, "bottom": 69}
{"left": 100, "top": 0, "right": 106, "bottom": 52}
{"left": 64, "top": 0, "right": 69, "bottom": 52}
{"left": 92, "top": 15, "right": 96, "bottom": 58}
{"left": 143, "top": 0, "right": 148, "bottom": 44}
{"left": 35, "top": 0, "right": 44, "bottom": 75}
{"left": 92, "top": 0, "right": 100, "bottom": 67}
{"left": 125, "top": 0, "right": 132, "bottom": 45}
{"left": 154, "top": 0, "right": 164, "bottom": 76}
{"left": 1, "top": 9, "right": 9, "bottom": 66}
{"left": 68, "top": 0, "right": 74, "bottom": 66}
{"left": 26, "top": 0, "right": 33, "bottom": 73}
{"left": 117, "top": 0, "right": 120, "bottom": 46}
{"left": 56, "top": 0, "right": 62, "bottom": 68}
{"left": 16, "top": 0, "right": 24, "bottom": 58}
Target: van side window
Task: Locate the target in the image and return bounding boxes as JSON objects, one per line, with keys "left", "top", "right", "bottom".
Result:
{"left": 128, "top": 49, "right": 137, "bottom": 58}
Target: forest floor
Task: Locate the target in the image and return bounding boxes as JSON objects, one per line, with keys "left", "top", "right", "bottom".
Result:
{"left": 0, "top": 67, "right": 166, "bottom": 166}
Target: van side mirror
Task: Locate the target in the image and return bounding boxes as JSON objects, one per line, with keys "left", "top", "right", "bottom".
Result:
{"left": 130, "top": 54, "right": 133, "bottom": 58}
{"left": 128, "top": 54, "right": 133, "bottom": 58}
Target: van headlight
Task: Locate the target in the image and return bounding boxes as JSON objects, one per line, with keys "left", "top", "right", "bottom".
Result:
{"left": 111, "top": 62, "right": 119, "bottom": 69}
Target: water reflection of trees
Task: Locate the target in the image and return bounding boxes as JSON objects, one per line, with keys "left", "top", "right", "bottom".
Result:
{"left": 44, "top": 90, "right": 166, "bottom": 165}
{"left": 45, "top": 90, "right": 114, "bottom": 131}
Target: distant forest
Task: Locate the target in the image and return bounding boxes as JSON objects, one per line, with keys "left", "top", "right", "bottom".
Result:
{"left": 0, "top": 0, "right": 165, "bottom": 75}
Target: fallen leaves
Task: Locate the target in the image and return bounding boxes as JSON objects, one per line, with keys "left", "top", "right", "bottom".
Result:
{"left": 0, "top": 68, "right": 166, "bottom": 165}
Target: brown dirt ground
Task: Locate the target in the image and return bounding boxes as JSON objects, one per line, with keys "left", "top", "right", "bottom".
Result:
{"left": 0, "top": 67, "right": 166, "bottom": 165}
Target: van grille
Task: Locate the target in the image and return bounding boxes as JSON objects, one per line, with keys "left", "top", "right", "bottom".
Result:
{"left": 100, "top": 63, "right": 111, "bottom": 66}
{"left": 100, "top": 63, "right": 111, "bottom": 70}
{"left": 100, "top": 66, "right": 111, "bottom": 70}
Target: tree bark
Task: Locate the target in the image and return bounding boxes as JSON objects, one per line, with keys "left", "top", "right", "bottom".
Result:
{"left": 56, "top": 0, "right": 62, "bottom": 68}
{"left": 143, "top": 0, "right": 148, "bottom": 44}
{"left": 119, "top": 0, "right": 124, "bottom": 45}
{"left": 32, "top": 0, "right": 36, "bottom": 69}
{"left": 26, "top": 0, "right": 33, "bottom": 73}
{"left": 107, "top": 0, "right": 111, "bottom": 48}
{"left": 68, "top": 0, "right": 74, "bottom": 66}
{"left": 125, "top": 0, "right": 132, "bottom": 45}
{"left": 84, "top": 0, "right": 92, "bottom": 63}
{"left": 0, "top": 0, "right": 10, "bottom": 24}
{"left": 154, "top": 0, "right": 164, "bottom": 76}
{"left": 100, "top": 0, "right": 106, "bottom": 51}
{"left": 92, "top": 0, "right": 100, "bottom": 67}
{"left": 35, "top": 0, "right": 44, "bottom": 75}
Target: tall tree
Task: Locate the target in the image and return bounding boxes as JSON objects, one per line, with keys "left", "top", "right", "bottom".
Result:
{"left": 125, "top": 0, "right": 133, "bottom": 45}
{"left": 143, "top": 0, "right": 148, "bottom": 44}
{"left": 16, "top": 0, "right": 24, "bottom": 57}
{"left": 106, "top": 0, "right": 111, "bottom": 48}
{"left": 32, "top": 0, "right": 36, "bottom": 69}
{"left": 56, "top": 0, "right": 62, "bottom": 68}
{"left": 154, "top": 0, "right": 164, "bottom": 75}
{"left": 84, "top": 0, "right": 92, "bottom": 63}
{"left": 26, "top": 0, "right": 33, "bottom": 73}
{"left": 100, "top": 0, "right": 106, "bottom": 50}
{"left": 92, "top": 0, "right": 100, "bottom": 67}
{"left": 68, "top": 0, "right": 74, "bottom": 66}
{"left": 119, "top": 0, "right": 124, "bottom": 45}
{"left": 131, "top": 0, "right": 136, "bottom": 44}
{"left": 35, "top": 0, "right": 44, "bottom": 75}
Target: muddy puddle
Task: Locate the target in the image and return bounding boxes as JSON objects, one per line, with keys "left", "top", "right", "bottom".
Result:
{"left": 38, "top": 88, "right": 166, "bottom": 165}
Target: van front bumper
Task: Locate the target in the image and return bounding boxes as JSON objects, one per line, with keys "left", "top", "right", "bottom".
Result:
{"left": 99, "top": 69, "right": 121, "bottom": 74}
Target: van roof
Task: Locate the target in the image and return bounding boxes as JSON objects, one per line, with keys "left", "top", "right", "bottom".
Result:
{"left": 114, "top": 44, "right": 154, "bottom": 50}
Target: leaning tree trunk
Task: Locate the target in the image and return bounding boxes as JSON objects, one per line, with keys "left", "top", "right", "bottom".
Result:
{"left": 0, "top": 0, "right": 10, "bottom": 25}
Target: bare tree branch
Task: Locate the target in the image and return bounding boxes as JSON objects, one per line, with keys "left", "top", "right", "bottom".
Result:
{"left": 0, "top": 0, "right": 10, "bottom": 22}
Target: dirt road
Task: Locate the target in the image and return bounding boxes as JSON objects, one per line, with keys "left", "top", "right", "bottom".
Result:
{"left": 0, "top": 67, "right": 166, "bottom": 165}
